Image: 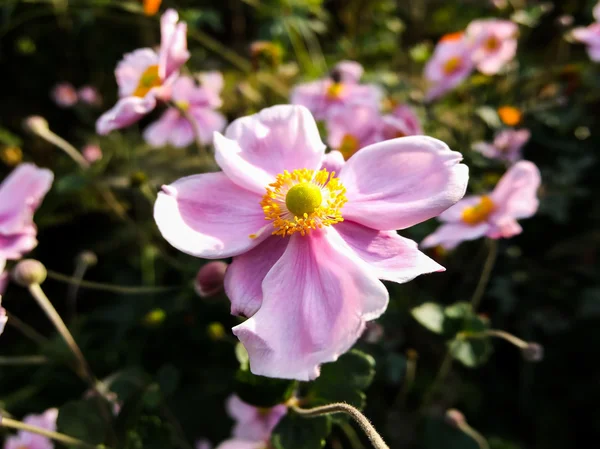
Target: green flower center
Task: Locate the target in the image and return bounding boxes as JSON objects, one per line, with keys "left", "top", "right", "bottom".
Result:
{"left": 285, "top": 182, "right": 323, "bottom": 218}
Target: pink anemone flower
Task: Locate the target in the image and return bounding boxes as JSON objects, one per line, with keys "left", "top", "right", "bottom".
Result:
{"left": 381, "top": 104, "right": 423, "bottom": 140}
{"left": 424, "top": 34, "right": 475, "bottom": 101}
{"left": 214, "top": 441, "right": 264, "bottom": 449}
{"left": 77, "top": 85, "right": 102, "bottom": 106}
{"left": 472, "top": 129, "right": 530, "bottom": 163}
{"left": 154, "top": 105, "right": 469, "bottom": 380}
{"left": 290, "top": 61, "right": 383, "bottom": 120}
{"left": 226, "top": 395, "right": 287, "bottom": 441}
{"left": 143, "top": 75, "right": 227, "bottom": 147}
{"left": 0, "top": 164, "right": 53, "bottom": 261}
{"left": 96, "top": 9, "right": 189, "bottom": 134}
{"left": 467, "top": 19, "right": 518, "bottom": 75}
{"left": 1, "top": 282, "right": 7, "bottom": 336}
{"left": 326, "top": 104, "right": 383, "bottom": 160}
{"left": 572, "top": 23, "right": 600, "bottom": 62}
{"left": 3, "top": 408, "right": 58, "bottom": 449}
{"left": 422, "top": 161, "right": 540, "bottom": 250}
{"left": 51, "top": 82, "right": 78, "bottom": 108}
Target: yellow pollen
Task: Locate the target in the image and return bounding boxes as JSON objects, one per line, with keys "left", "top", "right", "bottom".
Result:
{"left": 394, "top": 130, "right": 407, "bottom": 138}
{"left": 485, "top": 36, "right": 500, "bottom": 51}
{"left": 261, "top": 168, "right": 347, "bottom": 237}
{"left": 175, "top": 100, "right": 190, "bottom": 112}
{"left": 443, "top": 56, "right": 462, "bottom": 75}
{"left": 326, "top": 82, "right": 344, "bottom": 100}
{"left": 338, "top": 134, "right": 360, "bottom": 160}
{"left": 133, "top": 65, "right": 161, "bottom": 97}
{"left": 462, "top": 196, "right": 495, "bottom": 225}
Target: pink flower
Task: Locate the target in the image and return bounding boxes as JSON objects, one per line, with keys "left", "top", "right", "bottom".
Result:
{"left": 326, "top": 104, "right": 383, "bottom": 160}
{"left": 572, "top": 23, "right": 600, "bottom": 62}
{"left": 214, "top": 441, "right": 264, "bottom": 449}
{"left": 290, "top": 61, "right": 383, "bottom": 120}
{"left": 0, "top": 164, "right": 53, "bottom": 261}
{"left": 0, "top": 291, "right": 7, "bottom": 336}
{"left": 194, "top": 261, "right": 228, "bottom": 298}
{"left": 77, "top": 85, "right": 102, "bottom": 106}
{"left": 226, "top": 395, "right": 287, "bottom": 441}
{"left": 96, "top": 9, "right": 189, "bottom": 134}
{"left": 3, "top": 408, "right": 58, "bottom": 449}
{"left": 143, "top": 75, "right": 227, "bottom": 147}
{"left": 424, "top": 35, "right": 475, "bottom": 101}
{"left": 473, "top": 129, "right": 530, "bottom": 163}
{"left": 381, "top": 105, "right": 423, "bottom": 139}
{"left": 154, "top": 105, "right": 469, "bottom": 380}
{"left": 466, "top": 19, "right": 518, "bottom": 75}
{"left": 422, "top": 161, "right": 540, "bottom": 249}
{"left": 82, "top": 144, "right": 103, "bottom": 163}
{"left": 51, "top": 83, "right": 78, "bottom": 108}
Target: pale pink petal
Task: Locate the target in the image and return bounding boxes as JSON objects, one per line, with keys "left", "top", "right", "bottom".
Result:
{"left": 326, "top": 104, "right": 382, "bottom": 150}
{"left": 214, "top": 105, "right": 325, "bottom": 194}
{"left": 169, "top": 117, "right": 196, "bottom": 148}
{"left": 233, "top": 227, "right": 389, "bottom": 381}
{"left": 171, "top": 76, "right": 206, "bottom": 104}
{"left": 290, "top": 79, "right": 332, "bottom": 120}
{"left": 321, "top": 151, "right": 345, "bottom": 173}
{"left": 51, "top": 83, "right": 78, "bottom": 107}
{"left": 115, "top": 48, "right": 159, "bottom": 97}
{"left": 226, "top": 395, "right": 287, "bottom": 441}
{"left": 154, "top": 173, "right": 269, "bottom": 258}
{"left": 491, "top": 160, "right": 541, "bottom": 220}
{"left": 586, "top": 44, "right": 600, "bottom": 61}
{"left": 472, "top": 141, "right": 498, "bottom": 159}
{"left": 198, "top": 71, "right": 224, "bottom": 107}
{"left": 214, "top": 440, "right": 264, "bottom": 449}
{"left": 224, "top": 236, "right": 288, "bottom": 318}
{"left": 143, "top": 109, "right": 182, "bottom": 147}
{"left": 421, "top": 222, "right": 490, "bottom": 249}
{"left": 0, "top": 230, "right": 38, "bottom": 260}
{"left": 159, "top": 9, "right": 190, "bottom": 80}
{"left": 339, "top": 136, "right": 469, "bottom": 231}
{"left": 437, "top": 195, "right": 484, "bottom": 222}
{"left": 572, "top": 23, "right": 600, "bottom": 46}
{"left": 190, "top": 107, "right": 227, "bottom": 145}
{"left": 335, "top": 221, "right": 444, "bottom": 283}
{"left": 333, "top": 60, "right": 364, "bottom": 83}
{"left": 476, "top": 40, "right": 517, "bottom": 75}
{"left": 226, "top": 395, "right": 258, "bottom": 423}
{"left": 0, "top": 268, "right": 8, "bottom": 296}
{"left": 96, "top": 95, "right": 157, "bottom": 135}
{"left": 489, "top": 217, "right": 522, "bottom": 239}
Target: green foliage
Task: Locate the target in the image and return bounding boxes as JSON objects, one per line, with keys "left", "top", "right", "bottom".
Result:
{"left": 57, "top": 399, "right": 110, "bottom": 445}
{"left": 234, "top": 368, "right": 297, "bottom": 408}
{"left": 271, "top": 412, "right": 332, "bottom": 449}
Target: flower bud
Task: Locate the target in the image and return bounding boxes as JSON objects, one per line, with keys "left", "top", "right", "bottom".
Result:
{"left": 363, "top": 321, "right": 384, "bottom": 343}
{"left": 76, "top": 250, "right": 98, "bottom": 267}
{"left": 0, "top": 146, "right": 23, "bottom": 166}
{"left": 194, "top": 261, "right": 228, "bottom": 298}
{"left": 521, "top": 342, "right": 544, "bottom": 362}
{"left": 24, "top": 115, "right": 49, "bottom": 134}
{"left": 444, "top": 409, "right": 466, "bottom": 428}
{"left": 12, "top": 259, "right": 47, "bottom": 287}
{"left": 82, "top": 144, "right": 103, "bottom": 163}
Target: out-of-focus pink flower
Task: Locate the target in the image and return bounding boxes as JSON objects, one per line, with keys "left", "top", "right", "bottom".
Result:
{"left": 195, "top": 439, "right": 212, "bottom": 449}
{"left": 77, "top": 85, "right": 102, "bottom": 106}
{"left": 96, "top": 9, "right": 190, "bottom": 135}
{"left": 473, "top": 129, "right": 530, "bottom": 163}
{"left": 424, "top": 35, "right": 475, "bottom": 101}
{"left": 0, "top": 269, "right": 8, "bottom": 296}
{"left": 154, "top": 105, "right": 468, "bottom": 380}
{"left": 3, "top": 408, "right": 58, "bottom": 449}
{"left": 595, "top": 1, "right": 600, "bottom": 21}
{"left": 381, "top": 105, "right": 423, "bottom": 139}
{"left": 422, "top": 161, "right": 540, "bottom": 249}
{"left": 194, "top": 261, "right": 228, "bottom": 298}
{"left": 51, "top": 83, "right": 78, "bottom": 108}
{"left": 214, "top": 440, "right": 264, "bottom": 449}
{"left": 466, "top": 19, "right": 518, "bottom": 75}
{"left": 291, "top": 61, "right": 383, "bottom": 120}
{"left": 0, "top": 285, "right": 7, "bottom": 336}
{"left": 572, "top": 23, "right": 600, "bottom": 62}
{"left": 326, "top": 104, "right": 383, "bottom": 160}
{"left": 0, "top": 164, "right": 53, "bottom": 261}
{"left": 144, "top": 75, "right": 226, "bottom": 147}
{"left": 226, "top": 395, "right": 287, "bottom": 441}
{"left": 82, "top": 144, "right": 103, "bottom": 163}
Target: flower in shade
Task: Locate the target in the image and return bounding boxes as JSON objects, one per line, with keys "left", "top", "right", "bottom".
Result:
{"left": 466, "top": 19, "right": 518, "bottom": 75}
{"left": 0, "top": 268, "right": 8, "bottom": 296}
{"left": 215, "top": 441, "right": 264, "bottom": 449}
{"left": 96, "top": 9, "right": 189, "bottom": 135}
{"left": 77, "top": 85, "right": 102, "bottom": 106}
{"left": 473, "top": 129, "right": 530, "bottom": 163}
{"left": 154, "top": 104, "right": 468, "bottom": 380}
{"left": 290, "top": 61, "right": 383, "bottom": 120}
{"left": 194, "top": 261, "right": 228, "bottom": 298}
{"left": 381, "top": 104, "right": 423, "bottom": 139}
{"left": 0, "top": 278, "right": 7, "bottom": 335}
{"left": 422, "top": 161, "right": 540, "bottom": 249}
{"left": 143, "top": 75, "right": 226, "bottom": 147}
{"left": 0, "top": 164, "right": 53, "bottom": 261}
{"left": 226, "top": 395, "right": 287, "bottom": 441}
{"left": 326, "top": 104, "right": 383, "bottom": 160}
{"left": 82, "top": 144, "right": 103, "bottom": 163}
{"left": 51, "top": 82, "right": 78, "bottom": 108}
{"left": 424, "top": 34, "right": 474, "bottom": 101}
{"left": 572, "top": 22, "right": 600, "bottom": 62}
{"left": 3, "top": 408, "right": 58, "bottom": 449}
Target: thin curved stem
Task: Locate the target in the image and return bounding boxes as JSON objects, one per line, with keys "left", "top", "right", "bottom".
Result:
{"left": 292, "top": 403, "right": 389, "bottom": 449}
{"left": 5, "top": 311, "right": 49, "bottom": 345}
{"left": 0, "top": 355, "right": 48, "bottom": 366}
{"left": 470, "top": 239, "right": 498, "bottom": 312}
{"left": 33, "top": 127, "right": 90, "bottom": 170}
{"left": 458, "top": 421, "right": 490, "bottom": 449}
{"left": 0, "top": 416, "right": 104, "bottom": 449}
{"left": 459, "top": 329, "right": 528, "bottom": 349}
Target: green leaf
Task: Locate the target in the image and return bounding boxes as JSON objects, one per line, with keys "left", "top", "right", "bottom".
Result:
{"left": 0, "top": 127, "right": 22, "bottom": 146}
{"left": 55, "top": 173, "right": 89, "bottom": 193}
{"left": 234, "top": 368, "right": 297, "bottom": 408}
{"left": 411, "top": 302, "right": 445, "bottom": 334}
{"left": 475, "top": 106, "right": 502, "bottom": 129}
{"left": 420, "top": 416, "right": 478, "bottom": 449}
{"left": 448, "top": 313, "right": 492, "bottom": 368}
{"left": 156, "top": 364, "right": 180, "bottom": 396}
{"left": 271, "top": 412, "right": 332, "bottom": 449}
{"left": 57, "top": 399, "right": 109, "bottom": 444}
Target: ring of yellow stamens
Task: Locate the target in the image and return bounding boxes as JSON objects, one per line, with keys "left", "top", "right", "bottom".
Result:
{"left": 133, "top": 65, "right": 161, "bottom": 97}
{"left": 261, "top": 168, "right": 347, "bottom": 237}
{"left": 443, "top": 56, "right": 462, "bottom": 75}
{"left": 326, "top": 82, "right": 344, "bottom": 100}
{"left": 462, "top": 196, "right": 496, "bottom": 225}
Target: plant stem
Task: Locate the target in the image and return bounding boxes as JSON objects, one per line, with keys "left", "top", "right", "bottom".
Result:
{"left": 292, "top": 403, "right": 389, "bottom": 449}
{"left": 457, "top": 421, "right": 490, "bottom": 449}
{"left": 0, "top": 355, "right": 48, "bottom": 365}
{"left": 34, "top": 127, "right": 90, "bottom": 170}
{"left": 5, "top": 311, "right": 49, "bottom": 345}
{"left": 419, "top": 345, "right": 455, "bottom": 412}
{"left": 470, "top": 239, "right": 498, "bottom": 312}
{"left": 0, "top": 416, "right": 104, "bottom": 449}
{"left": 460, "top": 329, "right": 528, "bottom": 349}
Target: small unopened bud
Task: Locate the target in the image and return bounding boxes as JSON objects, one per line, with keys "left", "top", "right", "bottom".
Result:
{"left": 76, "top": 251, "right": 98, "bottom": 267}
{"left": 12, "top": 259, "right": 47, "bottom": 286}
{"left": 444, "top": 409, "right": 466, "bottom": 428}
{"left": 363, "top": 321, "right": 384, "bottom": 343}
{"left": 194, "top": 261, "right": 228, "bottom": 298}
{"left": 207, "top": 322, "right": 226, "bottom": 341}
{"left": 521, "top": 342, "right": 544, "bottom": 362}
{"left": 82, "top": 144, "right": 103, "bottom": 163}
{"left": 24, "top": 115, "right": 49, "bottom": 134}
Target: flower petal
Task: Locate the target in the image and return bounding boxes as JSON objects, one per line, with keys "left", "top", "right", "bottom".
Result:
{"left": 491, "top": 160, "right": 541, "bottom": 220}
{"left": 321, "top": 151, "right": 345, "bottom": 173}
{"left": 115, "top": 48, "right": 159, "bottom": 97}
{"left": 0, "top": 230, "right": 38, "bottom": 260}
{"left": 225, "top": 236, "right": 288, "bottom": 318}
{"left": 233, "top": 227, "right": 389, "bottom": 381}
{"left": 333, "top": 60, "right": 364, "bottom": 83}
{"left": 421, "top": 222, "right": 489, "bottom": 249}
{"left": 214, "top": 105, "right": 325, "bottom": 194}
{"left": 437, "top": 195, "right": 484, "bottom": 222}
{"left": 159, "top": 9, "right": 190, "bottom": 80}
{"left": 96, "top": 95, "right": 157, "bottom": 135}
{"left": 214, "top": 440, "right": 264, "bottom": 449}
{"left": 190, "top": 107, "right": 227, "bottom": 145}
{"left": 335, "top": 221, "right": 444, "bottom": 283}
{"left": 339, "top": 136, "right": 469, "bottom": 231}
{"left": 143, "top": 109, "right": 181, "bottom": 147}
{"left": 154, "top": 173, "right": 269, "bottom": 258}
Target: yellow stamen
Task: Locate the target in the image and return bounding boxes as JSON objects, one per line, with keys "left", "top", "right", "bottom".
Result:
{"left": 443, "top": 56, "right": 462, "bottom": 75}
{"left": 261, "top": 168, "right": 347, "bottom": 237}
{"left": 462, "top": 196, "right": 495, "bottom": 225}
{"left": 497, "top": 106, "right": 522, "bottom": 126}
{"left": 326, "top": 82, "right": 344, "bottom": 100}
{"left": 133, "top": 65, "right": 161, "bottom": 97}
{"left": 175, "top": 100, "right": 190, "bottom": 112}
{"left": 485, "top": 36, "right": 500, "bottom": 51}
{"left": 338, "top": 134, "right": 360, "bottom": 160}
